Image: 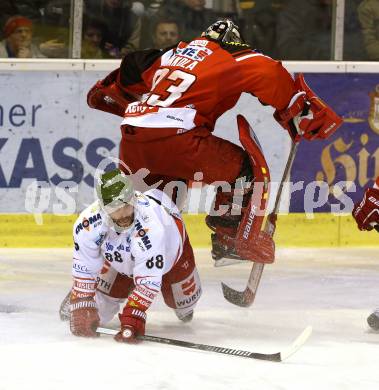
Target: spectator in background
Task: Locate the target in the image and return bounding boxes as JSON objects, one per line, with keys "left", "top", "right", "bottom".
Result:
{"left": 85, "top": 0, "right": 142, "bottom": 57}
{"left": 0, "top": 15, "right": 45, "bottom": 58}
{"left": 81, "top": 17, "right": 108, "bottom": 58}
{"left": 358, "top": 0, "right": 379, "bottom": 60}
{"left": 143, "top": 0, "right": 165, "bottom": 17}
{"left": 32, "top": 0, "right": 70, "bottom": 58}
{"left": 240, "top": 0, "right": 286, "bottom": 58}
{"left": 0, "top": 1, "right": 46, "bottom": 31}
{"left": 277, "top": 0, "right": 365, "bottom": 60}
{"left": 151, "top": 18, "right": 180, "bottom": 49}
{"left": 154, "top": 0, "right": 217, "bottom": 42}
{"left": 0, "top": 2, "right": 19, "bottom": 33}
{"left": 276, "top": 0, "right": 333, "bottom": 60}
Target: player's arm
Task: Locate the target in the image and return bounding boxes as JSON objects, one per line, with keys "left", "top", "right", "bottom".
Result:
{"left": 352, "top": 177, "right": 379, "bottom": 231}
{"left": 240, "top": 55, "right": 342, "bottom": 142}
{"left": 115, "top": 232, "right": 167, "bottom": 343}
{"left": 87, "top": 47, "right": 172, "bottom": 117}
{"left": 70, "top": 226, "right": 105, "bottom": 338}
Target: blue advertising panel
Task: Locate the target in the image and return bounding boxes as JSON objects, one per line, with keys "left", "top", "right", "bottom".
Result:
{"left": 290, "top": 73, "right": 379, "bottom": 213}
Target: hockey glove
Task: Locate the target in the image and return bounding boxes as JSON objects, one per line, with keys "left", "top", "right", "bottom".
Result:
{"left": 70, "top": 295, "right": 100, "bottom": 338}
{"left": 87, "top": 68, "right": 132, "bottom": 117}
{"left": 115, "top": 306, "right": 146, "bottom": 343}
{"left": 352, "top": 187, "right": 379, "bottom": 231}
{"left": 274, "top": 74, "right": 342, "bottom": 142}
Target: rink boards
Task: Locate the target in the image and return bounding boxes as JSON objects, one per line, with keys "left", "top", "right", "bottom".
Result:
{"left": 0, "top": 213, "right": 374, "bottom": 248}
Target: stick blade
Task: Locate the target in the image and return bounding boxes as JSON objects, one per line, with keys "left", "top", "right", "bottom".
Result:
{"left": 221, "top": 282, "right": 255, "bottom": 307}
{"left": 279, "top": 326, "right": 313, "bottom": 361}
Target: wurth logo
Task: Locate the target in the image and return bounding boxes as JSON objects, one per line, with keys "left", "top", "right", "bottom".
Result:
{"left": 181, "top": 276, "right": 196, "bottom": 296}
{"left": 176, "top": 287, "right": 202, "bottom": 307}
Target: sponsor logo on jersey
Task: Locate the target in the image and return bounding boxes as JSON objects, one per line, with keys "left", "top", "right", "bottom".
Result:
{"left": 75, "top": 213, "right": 101, "bottom": 234}
{"left": 135, "top": 276, "right": 161, "bottom": 289}
{"left": 126, "top": 236, "right": 131, "bottom": 251}
{"left": 72, "top": 262, "right": 89, "bottom": 274}
{"left": 136, "top": 195, "right": 149, "bottom": 206}
{"left": 74, "top": 241, "right": 79, "bottom": 251}
{"left": 96, "top": 276, "right": 111, "bottom": 292}
{"left": 135, "top": 219, "right": 152, "bottom": 250}
{"left": 190, "top": 40, "right": 209, "bottom": 47}
{"left": 125, "top": 103, "right": 159, "bottom": 117}
{"left": 95, "top": 233, "right": 105, "bottom": 247}
{"left": 166, "top": 115, "right": 184, "bottom": 122}
{"left": 176, "top": 286, "right": 202, "bottom": 307}
{"left": 181, "top": 275, "right": 196, "bottom": 296}
{"left": 105, "top": 242, "right": 114, "bottom": 251}
{"left": 137, "top": 241, "right": 146, "bottom": 252}
{"left": 135, "top": 285, "right": 157, "bottom": 300}
{"left": 176, "top": 46, "right": 213, "bottom": 62}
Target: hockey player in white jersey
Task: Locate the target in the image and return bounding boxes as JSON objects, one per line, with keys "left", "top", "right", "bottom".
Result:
{"left": 68, "top": 168, "right": 202, "bottom": 342}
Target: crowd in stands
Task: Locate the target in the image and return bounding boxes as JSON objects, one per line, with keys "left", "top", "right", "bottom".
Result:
{"left": 0, "top": 0, "right": 375, "bottom": 60}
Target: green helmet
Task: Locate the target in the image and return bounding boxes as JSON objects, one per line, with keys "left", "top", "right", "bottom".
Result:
{"left": 96, "top": 169, "right": 134, "bottom": 213}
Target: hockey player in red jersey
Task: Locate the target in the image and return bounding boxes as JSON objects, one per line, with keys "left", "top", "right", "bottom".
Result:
{"left": 352, "top": 177, "right": 379, "bottom": 331}
{"left": 87, "top": 19, "right": 342, "bottom": 266}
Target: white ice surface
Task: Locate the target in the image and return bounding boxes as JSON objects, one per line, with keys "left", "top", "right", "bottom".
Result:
{"left": 0, "top": 248, "right": 379, "bottom": 390}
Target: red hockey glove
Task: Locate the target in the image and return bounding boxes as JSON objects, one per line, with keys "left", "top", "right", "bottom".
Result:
{"left": 70, "top": 295, "right": 100, "bottom": 337}
{"left": 114, "top": 306, "right": 146, "bottom": 343}
{"left": 352, "top": 187, "right": 379, "bottom": 231}
{"left": 236, "top": 230, "right": 275, "bottom": 264}
{"left": 274, "top": 74, "right": 343, "bottom": 142}
{"left": 87, "top": 68, "right": 132, "bottom": 117}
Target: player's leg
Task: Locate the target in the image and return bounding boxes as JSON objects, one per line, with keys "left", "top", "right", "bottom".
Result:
{"left": 120, "top": 125, "right": 272, "bottom": 263}
{"left": 119, "top": 126, "right": 244, "bottom": 184}
{"left": 95, "top": 264, "right": 135, "bottom": 324}
{"left": 206, "top": 116, "right": 274, "bottom": 263}
{"left": 161, "top": 237, "right": 202, "bottom": 322}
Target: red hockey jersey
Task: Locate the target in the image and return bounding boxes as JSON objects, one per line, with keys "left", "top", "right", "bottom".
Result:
{"left": 116, "top": 37, "right": 297, "bottom": 132}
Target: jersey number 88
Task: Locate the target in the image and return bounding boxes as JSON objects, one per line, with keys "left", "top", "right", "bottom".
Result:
{"left": 146, "top": 254, "right": 164, "bottom": 269}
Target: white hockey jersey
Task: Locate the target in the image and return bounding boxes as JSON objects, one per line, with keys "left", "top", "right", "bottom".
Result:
{"left": 72, "top": 189, "right": 186, "bottom": 310}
